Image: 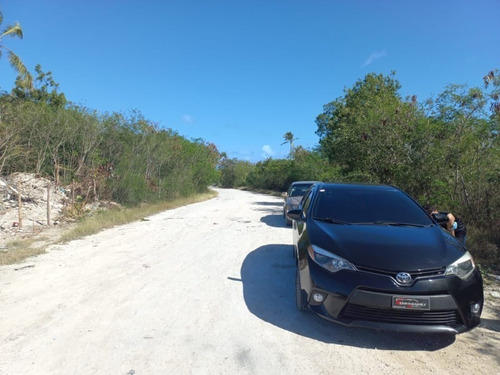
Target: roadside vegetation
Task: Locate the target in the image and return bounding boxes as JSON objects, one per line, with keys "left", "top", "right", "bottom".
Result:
{"left": 1, "top": 9, "right": 498, "bottom": 268}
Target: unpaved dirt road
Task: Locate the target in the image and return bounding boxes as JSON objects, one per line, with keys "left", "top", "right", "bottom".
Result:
{"left": 1, "top": 188, "right": 499, "bottom": 374}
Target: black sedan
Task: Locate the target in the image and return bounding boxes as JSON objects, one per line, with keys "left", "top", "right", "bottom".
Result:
{"left": 287, "top": 182, "right": 483, "bottom": 334}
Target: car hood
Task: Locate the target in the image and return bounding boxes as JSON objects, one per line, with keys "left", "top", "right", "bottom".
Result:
{"left": 311, "top": 221, "right": 465, "bottom": 271}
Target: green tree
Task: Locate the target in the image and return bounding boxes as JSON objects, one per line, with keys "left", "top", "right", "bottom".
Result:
{"left": 316, "top": 72, "right": 423, "bottom": 186}
{"left": 12, "top": 64, "right": 66, "bottom": 107}
{"left": 290, "top": 146, "right": 340, "bottom": 182}
{"left": 0, "top": 11, "right": 32, "bottom": 88}
{"left": 281, "top": 131, "right": 297, "bottom": 159}
{"left": 421, "top": 81, "right": 500, "bottom": 224}
{"left": 483, "top": 69, "right": 500, "bottom": 120}
{"left": 218, "top": 157, "right": 254, "bottom": 188}
{"left": 0, "top": 96, "right": 27, "bottom": 173}
{"left": 247, "top": 158, "right": 293, "bottom": 191}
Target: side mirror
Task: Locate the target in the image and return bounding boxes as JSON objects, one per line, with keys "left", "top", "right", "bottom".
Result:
{"left": 432, "top": 213, "right": 449, "bottom": 228}
{"left": 286, "top": 209, "right": 302, "bottom": 221}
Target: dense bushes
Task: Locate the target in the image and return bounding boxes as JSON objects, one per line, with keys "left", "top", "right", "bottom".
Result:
{"left": 0, "top": 96, "right": 220, "bottom": 206}
{"left": 242, "top": 148, "right": 340, "bottom": 191}
{"left": 218, "top": 157, "right": 254, "bottom": 188}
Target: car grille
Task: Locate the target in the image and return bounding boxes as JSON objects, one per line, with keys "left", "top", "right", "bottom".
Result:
{"left": 342, "top": 304, "right": 462, "bottom": 326}
{"left": 354, "top": 265, "right": 445, "bottom": 279}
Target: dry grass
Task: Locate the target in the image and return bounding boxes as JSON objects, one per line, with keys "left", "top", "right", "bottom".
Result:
{"left": 0, "top": 238, "right": 44, "bottom": 265}
{"left": 0, "top": 190, "right": 217, "bottom": 266}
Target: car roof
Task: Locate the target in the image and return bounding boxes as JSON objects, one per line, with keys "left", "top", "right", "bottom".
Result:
{"left": 290, "top": 181, "right": 317, "bottom": 185}
{"left": 314, "top": 182, "right": 399, "bottom": 191}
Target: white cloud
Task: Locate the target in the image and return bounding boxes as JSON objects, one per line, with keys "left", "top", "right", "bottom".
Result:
{"left": 182, "top": 114, "right": 194, "bottom": 124}
{"left": 262, "top": 145, "right": 275, "bottom": 158}
{"left": 362, "top": 49, "right": 387, "bottom": 67}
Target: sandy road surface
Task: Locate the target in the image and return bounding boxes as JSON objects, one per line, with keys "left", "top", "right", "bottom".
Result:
{"left": 0, "top": 188, "right": 499, "bottom": 375}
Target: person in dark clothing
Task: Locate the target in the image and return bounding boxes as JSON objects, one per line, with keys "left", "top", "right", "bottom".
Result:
{"left": 424, "top": 204, "right": 467, "bottom": 245}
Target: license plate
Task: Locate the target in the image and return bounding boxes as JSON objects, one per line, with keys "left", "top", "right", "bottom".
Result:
{"left": 392, "top": 296, "right": 430, "bottom": 310}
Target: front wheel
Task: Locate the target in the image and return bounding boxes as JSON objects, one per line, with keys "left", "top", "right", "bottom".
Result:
{"left": 295, "top": 267, "right": 308, "bottom": 312}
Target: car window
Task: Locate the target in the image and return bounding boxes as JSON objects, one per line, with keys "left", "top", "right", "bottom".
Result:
{"left": 312, "top": 187, "right": 432, "bottom": 225}
{"left": 289, "top": 183, "right": 312, "bottom": 197}
{"left": 301, "top": 190, "right": 313, "bottom": 214}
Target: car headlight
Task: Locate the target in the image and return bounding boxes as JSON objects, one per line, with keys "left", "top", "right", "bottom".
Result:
{"left": 445, "top": 251, "right": 476, "bottom": 280}
{"left": 308, "top": 245, "right": 356, "bottom": 273}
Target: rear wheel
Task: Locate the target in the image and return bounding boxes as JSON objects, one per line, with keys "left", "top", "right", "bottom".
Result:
{"left": 295, "top": 267, "right": 308, "bottom": 312}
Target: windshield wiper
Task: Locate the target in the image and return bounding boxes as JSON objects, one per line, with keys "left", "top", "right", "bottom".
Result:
{"left": 314, "top": 217, "right": 351, "bottom": 225}
{"left": 363, "top": 220, "right": 427, "bottom": 228}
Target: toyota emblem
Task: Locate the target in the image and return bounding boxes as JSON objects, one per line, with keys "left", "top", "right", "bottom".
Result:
{"left": 396, "top": 272, "right": 412, "bottom": 285}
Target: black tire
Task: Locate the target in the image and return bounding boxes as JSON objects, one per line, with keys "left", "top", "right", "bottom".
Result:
{"left": 295, "top": 267, "right": 308, "bottom": 312}
{"left": 286, "top": 217, "right": 292, "bottom": 226}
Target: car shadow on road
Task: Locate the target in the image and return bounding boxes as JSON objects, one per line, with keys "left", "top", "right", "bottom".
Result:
{"left": 252, "top": 203, "right": 288, "bottom": 228}
{"left": 479, "top": 318, "right": 500, "bottom": 332}
{"left": 253, "top": 201, "right": 283, "bottom": 207}
{"left": 240, "top": 244, "right": 456, "bottom": 351}
{"left": 260, "top": 213, "right": 288, "bottom": 228}
{"left": 479, "top": 301, "right": 500, "bottom": 334}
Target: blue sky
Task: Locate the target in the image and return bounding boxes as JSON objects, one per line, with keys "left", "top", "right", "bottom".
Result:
{"left": 1, "top": 0, "right": 499, "bottom": 161}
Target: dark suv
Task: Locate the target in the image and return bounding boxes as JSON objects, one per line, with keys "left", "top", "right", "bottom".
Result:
{"left": 287, "top": 182, "right": 483, "bottom": 334}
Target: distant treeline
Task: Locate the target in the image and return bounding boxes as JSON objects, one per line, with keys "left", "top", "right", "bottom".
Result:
{"left": 219, "top": 71, "right": 500, "bottom": 267}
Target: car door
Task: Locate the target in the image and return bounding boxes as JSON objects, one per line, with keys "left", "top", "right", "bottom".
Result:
{"left": 293, "top": 189, "right": 313, "bottom": 247}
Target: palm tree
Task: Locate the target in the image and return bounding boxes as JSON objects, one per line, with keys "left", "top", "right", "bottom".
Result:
{"left": 0, "top": 11, "right": 32, "bottom": 88}
{"left": 281, "top": 131, "right": 297, "bottom": 158}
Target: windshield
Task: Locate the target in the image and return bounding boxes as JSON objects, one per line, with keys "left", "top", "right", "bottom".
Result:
{"left": 313, "top": 186, "right": 433, "bottom": 226}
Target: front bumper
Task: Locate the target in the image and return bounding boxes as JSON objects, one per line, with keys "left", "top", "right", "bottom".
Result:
{"left": 301, "top": 262, "right": 484, "bottom": 334}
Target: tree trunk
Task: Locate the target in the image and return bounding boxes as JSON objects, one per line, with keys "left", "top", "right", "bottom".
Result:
{"left": 17, "top": 183, "right": 23, "bottom": 229}
{"left": 46, "top": 184, "right": 51, "bottom": 226}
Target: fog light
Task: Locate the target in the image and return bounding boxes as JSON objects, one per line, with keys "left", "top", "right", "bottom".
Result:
{"left": 312, "top": 292, "right": 325, "bottom": 303}
{"left": 471, "top": 302, "right": 481, "bottom": 315}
